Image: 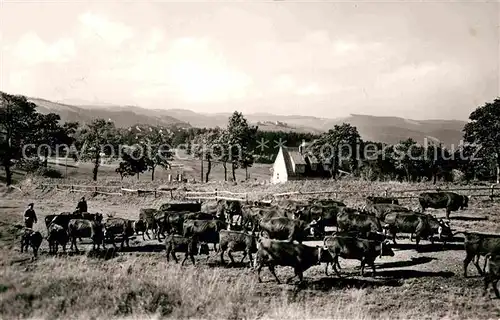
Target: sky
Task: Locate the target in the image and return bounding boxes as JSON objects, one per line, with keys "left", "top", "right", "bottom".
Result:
{"left": 0, "top": 0, "right": 498, "bottom": 120}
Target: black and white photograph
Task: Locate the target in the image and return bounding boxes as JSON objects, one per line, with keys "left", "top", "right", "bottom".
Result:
{"left": 0, "top": 0, "right": 499, "bottom": 319}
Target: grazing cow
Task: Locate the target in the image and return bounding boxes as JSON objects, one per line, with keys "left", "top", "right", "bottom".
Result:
{"left": 419, "top": 192, "right": 469, "bottom": 219}
{"left": 20, "top": 229, "right": 43, "bottom": 259}
{"left": 336, "top": 209, "right": 383, "bottom": 235}
{"left": 455, "top": 231, "right": 500, "bottom": 277}
{"left": 258, "top": 217, "right": 313, "bottom": 243}
{"left": 104, "top": 217, "right": 135, "bottom": 249}
{"left": 47, "top": 223, "right": 69, "bottom": 254}
{"left": 363, "top": 203, "right": 411, "bottom": 220}
{"left": 323, "top": 235, "right": 394, "bottom": 277}
{"left": 165, "top": 235, "right": 209, "bottom": 265}
{"left": 219, "top": 230, "right": 258, "bottom": 266}
{"left": 366, "top": 196, "right": 399, "bottom": 205}
{"left": 183, "top": 219, "right": 227, "bottom": 251}
{"left": 383, "top": 211, "right": 439, "bottom": 248}
{"left": 254, "top": 238, "right": 332, "bottom": 284}
{"left": 68, "top": 218, "right": 106, "bottom": 252}
{"left": 483, "top": 253, "right": 500, "bottom": 298}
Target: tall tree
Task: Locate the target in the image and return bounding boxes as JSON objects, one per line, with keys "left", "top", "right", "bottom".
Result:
{"left": 144, "top": 127, "right": 172, "bottom": 181}
{"left": 0, "top": 92, "right": 38, "bottom": 185}
{"left": 310, "top": 123, "right": 361, "bottom": 179}
{"left": 226, "top": 112, "right": 258, "bottom": 182}
{"left": 80, "top": 119, "right": 120, "bottom": 181}
{"left": 464, "top": 98, "right": 500, "bottom": 183}
{"left": 191, "top": 129, "right": 221, "bottom": 182}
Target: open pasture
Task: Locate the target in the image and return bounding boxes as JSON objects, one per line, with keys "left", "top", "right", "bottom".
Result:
{"left": 1, "top": 180, "right": 500, "bottom": 319}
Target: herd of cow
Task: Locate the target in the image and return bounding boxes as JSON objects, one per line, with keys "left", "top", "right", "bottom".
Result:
{"left": 19, "top": 191, "right": 500, "bottom": 298}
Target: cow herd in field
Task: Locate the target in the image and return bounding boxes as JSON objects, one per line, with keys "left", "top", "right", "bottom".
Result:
{"left": 19, "top": 191, "right": 500, "bottom": 298}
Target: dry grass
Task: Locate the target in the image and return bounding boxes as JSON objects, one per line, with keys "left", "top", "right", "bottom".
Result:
{"left": 1, "top": 179, "right": 500, "bottom": 319}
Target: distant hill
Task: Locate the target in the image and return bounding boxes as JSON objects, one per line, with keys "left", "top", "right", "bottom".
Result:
{"left": 29, "top": 98, "right": 190, "bottom": 129}
{"left": 27, "top": 97, "right": 467, "bottom": 146}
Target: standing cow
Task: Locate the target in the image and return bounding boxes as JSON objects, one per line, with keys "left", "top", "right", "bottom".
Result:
{"left": 47, "top": 223, "right": 69, "bottom": 254}
{"left": 483, "top": 253, "right": 500, "bottom": 298}
{"left": 183, "top": 219, "right": 227, "bottom": 251}
{"left": 259, "top": 217, "right": 313, "bottom": 244}
{"left": 324, "top": 235, "right": 394, "bottom": 277}
{"left": 419, "top": 192, "right": 468, "bottom": 219}
{"left": 68, "top": 218, "right": 106, "bottom": 252}
{"left": 219, "top": 230, "right": 257, "bottom": 266}
{"left": 20, "top": 229, "right": 43, "bottom": 259}
{"left": 336, "top": 209, "right": 383, "bottom": 235}
{"left": 454, "top": 231, "right": 500, "bottom": 277}
{"left": 254, "top": 238, "right": 332, "bottom": 284}
{"left": 165, "top": 235, "right": 209, "bottom": 265}
{"left": 104, "top": 217, "right": 135, "bottom": 249}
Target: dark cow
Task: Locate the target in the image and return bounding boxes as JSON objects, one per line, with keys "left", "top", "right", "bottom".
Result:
{"left": 44, "top": 212, "right": 84, "bottom": 230}
{"left": 296, "top": 204, "right": 345, "bottom": 237}
{"left": 219, "top": 230, "right": 258, "bottom": 266}
{"left": 258, "top": 217, "right": 313, "bottom": 243}
{"left": 133, "top": 219, "right": 150, "bottom": 241}
{"left": 254, "top": 238, "right": 332, "bottom": 284}
{"left": 363, "top": 203, "right": 411, "bottom": 220}
{"left": 68, "top": 219, "right": 106, "bottom": 252}
{"left": 159, "top": 201, "right": 202, "bottom": 213}
{"left": 310, "top": 198, "right": 346, "bottom": 207}
{"left": 419, "top": 192, "right": 469, "bottom": 219}
{"left": 240, "top": 206, "right": 293, "bottom": 232}
{"left": 366, "top": 196, "right": 399, "bottom": 205}
{"left": 47, "top": 223, "right": 69, "bottom": 254}
{"left": 252, "top": 200, "right": 273, "bottom": 207}
{"left": 20, "top": 229, "right": 43, "bottom": 259}
{"left": 336, "top": 209, "right": 383, "bottom": 235}
{"left": 383, "top": 211, "right": 439, "bottom": 248}
{"left": 483, "top": 253, "right": 500, "bottom": 298}
{"left": 139, "top": 208, "right": 159, "bottom": 239}
{"left": 324, "top": 235, "right": 394, "bottom": 277}
{"left": 165, "top": 235, "right": 209, "bottom": 265}
{"left": 104, "top": 217, "right": 135, "bottom": 249}
{"left": 157, "top": 211, "right": 215, "bottom": 239}
{"left": 183, "top": 219, "right": 227, "bottom": 251}
{"left": 454, "top": 231, "right": 500, "bottom": 277}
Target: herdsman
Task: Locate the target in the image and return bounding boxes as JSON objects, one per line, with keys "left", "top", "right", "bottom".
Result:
{"left": 75, "top": 197, "right": 88, "bottom": 213}
{"left": 24, "top": 203, "right": 37, "bottom": 228}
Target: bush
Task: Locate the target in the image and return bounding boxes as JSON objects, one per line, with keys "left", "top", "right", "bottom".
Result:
{"left": 36, "top": 167, "right": 63, "bottom": 179}
{"left": 16, "top": 158, "right": 42, "bottom": 173}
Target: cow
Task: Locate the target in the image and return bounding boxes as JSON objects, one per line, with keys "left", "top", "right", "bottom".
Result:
{"left": 296, "top": 204, "right": 345, "bottom": 237}
{"left": 133, "top": 219, "right": 150, "bottom": 241}
{"left": 20, "top": 229, "right": 43, "bottom": 259}
{"left": 258, "top": 217, "right": 314, "bottom": 244}
{"left": 157, "top": 211, "right": 215, "bottom": 239}
{"left": 104, "top": 217, "right": 135, "bottom": 249}
{"left": 165, "top": 235, "right": 209, "bottom": 265}
{"left": 219, "top": 230, "right": 258, "bottom": 266}
{"left": 254, "top": 238, "right": 333, "bottom": 284}
{"left": 240, "top": 206, "right": 293, "bottom": 232}
{"left": 453, "top": 231, "right": 500, "bottom": 277}
{"left": 483, "top": 253, "right": 500, "bottom": 298}
{"left": 68, "top": 218, "right": 106, "bottom": 252}
{"left": 47, "top": 223, "right": 69, "bottom": 254}
{"left": 363, "top": 203, "right": 411, "bottom": 220}
{"left": 323, "top": 235, "right": 394, "bottom": 277}
{"left": 366, "top": 196, "right": 399, "bottom": 205}
{"left": 336, "top": 209, "right": 383, "bottom": 235}
{"left": 159, "top": 201, "right": 202, "bottom": 213}
{"left": 183, "top": 219, "right": 227, "bottom": 251}
{"left": 310, "top": 198, "right": 347, "bottom": 207}
{"left": 139, "top": 208, "right": 159, "bottom": 239}
{"left": 44, "top": 212, "right": 83, "bottom": 230}
{"left": 419, "top": 192, "right": 469, "bottom": 219}
{"left": 382, "top": 211, "right": 451, "bottom": 248}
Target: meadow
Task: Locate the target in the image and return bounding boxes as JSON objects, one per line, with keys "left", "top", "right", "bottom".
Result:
{"left": 1, "top": 173, "right": 500, "bottom": 319}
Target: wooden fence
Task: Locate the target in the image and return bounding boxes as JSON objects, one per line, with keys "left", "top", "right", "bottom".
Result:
{"left": 41, "top": 183, "right": 500, "bottom": 202}
{"left": 42, "top": 184, "right": 178, "bottom": 198}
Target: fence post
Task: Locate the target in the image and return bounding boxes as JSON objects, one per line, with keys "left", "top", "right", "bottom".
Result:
{"left": 170, "top": 189, "right": 173, "bottom": 198}
{"left": 154, "top": 189, "right": 157, "bottom": 198}
{"left": 384, "top": 188, "right": 389, "bottom": 197}
{"left": 95, "top": 186, "right": 97, "bottom": 193}
{"left": 215, "top": 188, "right": 218, "bottom": 200}
{"left": 490, "top": 184, "right": 495, "bottom": 200}
{"left": 71, "top": 185, "right": 74, "bottom": 193}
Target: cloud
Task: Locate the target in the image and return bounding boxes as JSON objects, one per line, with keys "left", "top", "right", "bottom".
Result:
{"left": 78, "top": 12, "right": 134, "bottom": 47}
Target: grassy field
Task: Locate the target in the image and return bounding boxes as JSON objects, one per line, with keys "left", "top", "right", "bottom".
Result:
{"left": 1, "top": 179, "right": 500, "bottom": 319}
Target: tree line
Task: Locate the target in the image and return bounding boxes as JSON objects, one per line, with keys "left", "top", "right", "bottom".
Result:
{"left": 1, "top": 91, "right": 499, "bottom": 185}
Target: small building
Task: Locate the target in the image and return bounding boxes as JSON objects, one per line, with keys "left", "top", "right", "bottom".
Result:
{"left": 271, "top": 141, "right": 330, "bottom": 184}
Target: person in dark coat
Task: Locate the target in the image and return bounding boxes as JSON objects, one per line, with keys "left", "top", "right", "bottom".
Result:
{"left": 76, "top": 197, "right": 88, "bottom": 213}
{"left": 24, "top": 203, "right": 37, "bottom": 228}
